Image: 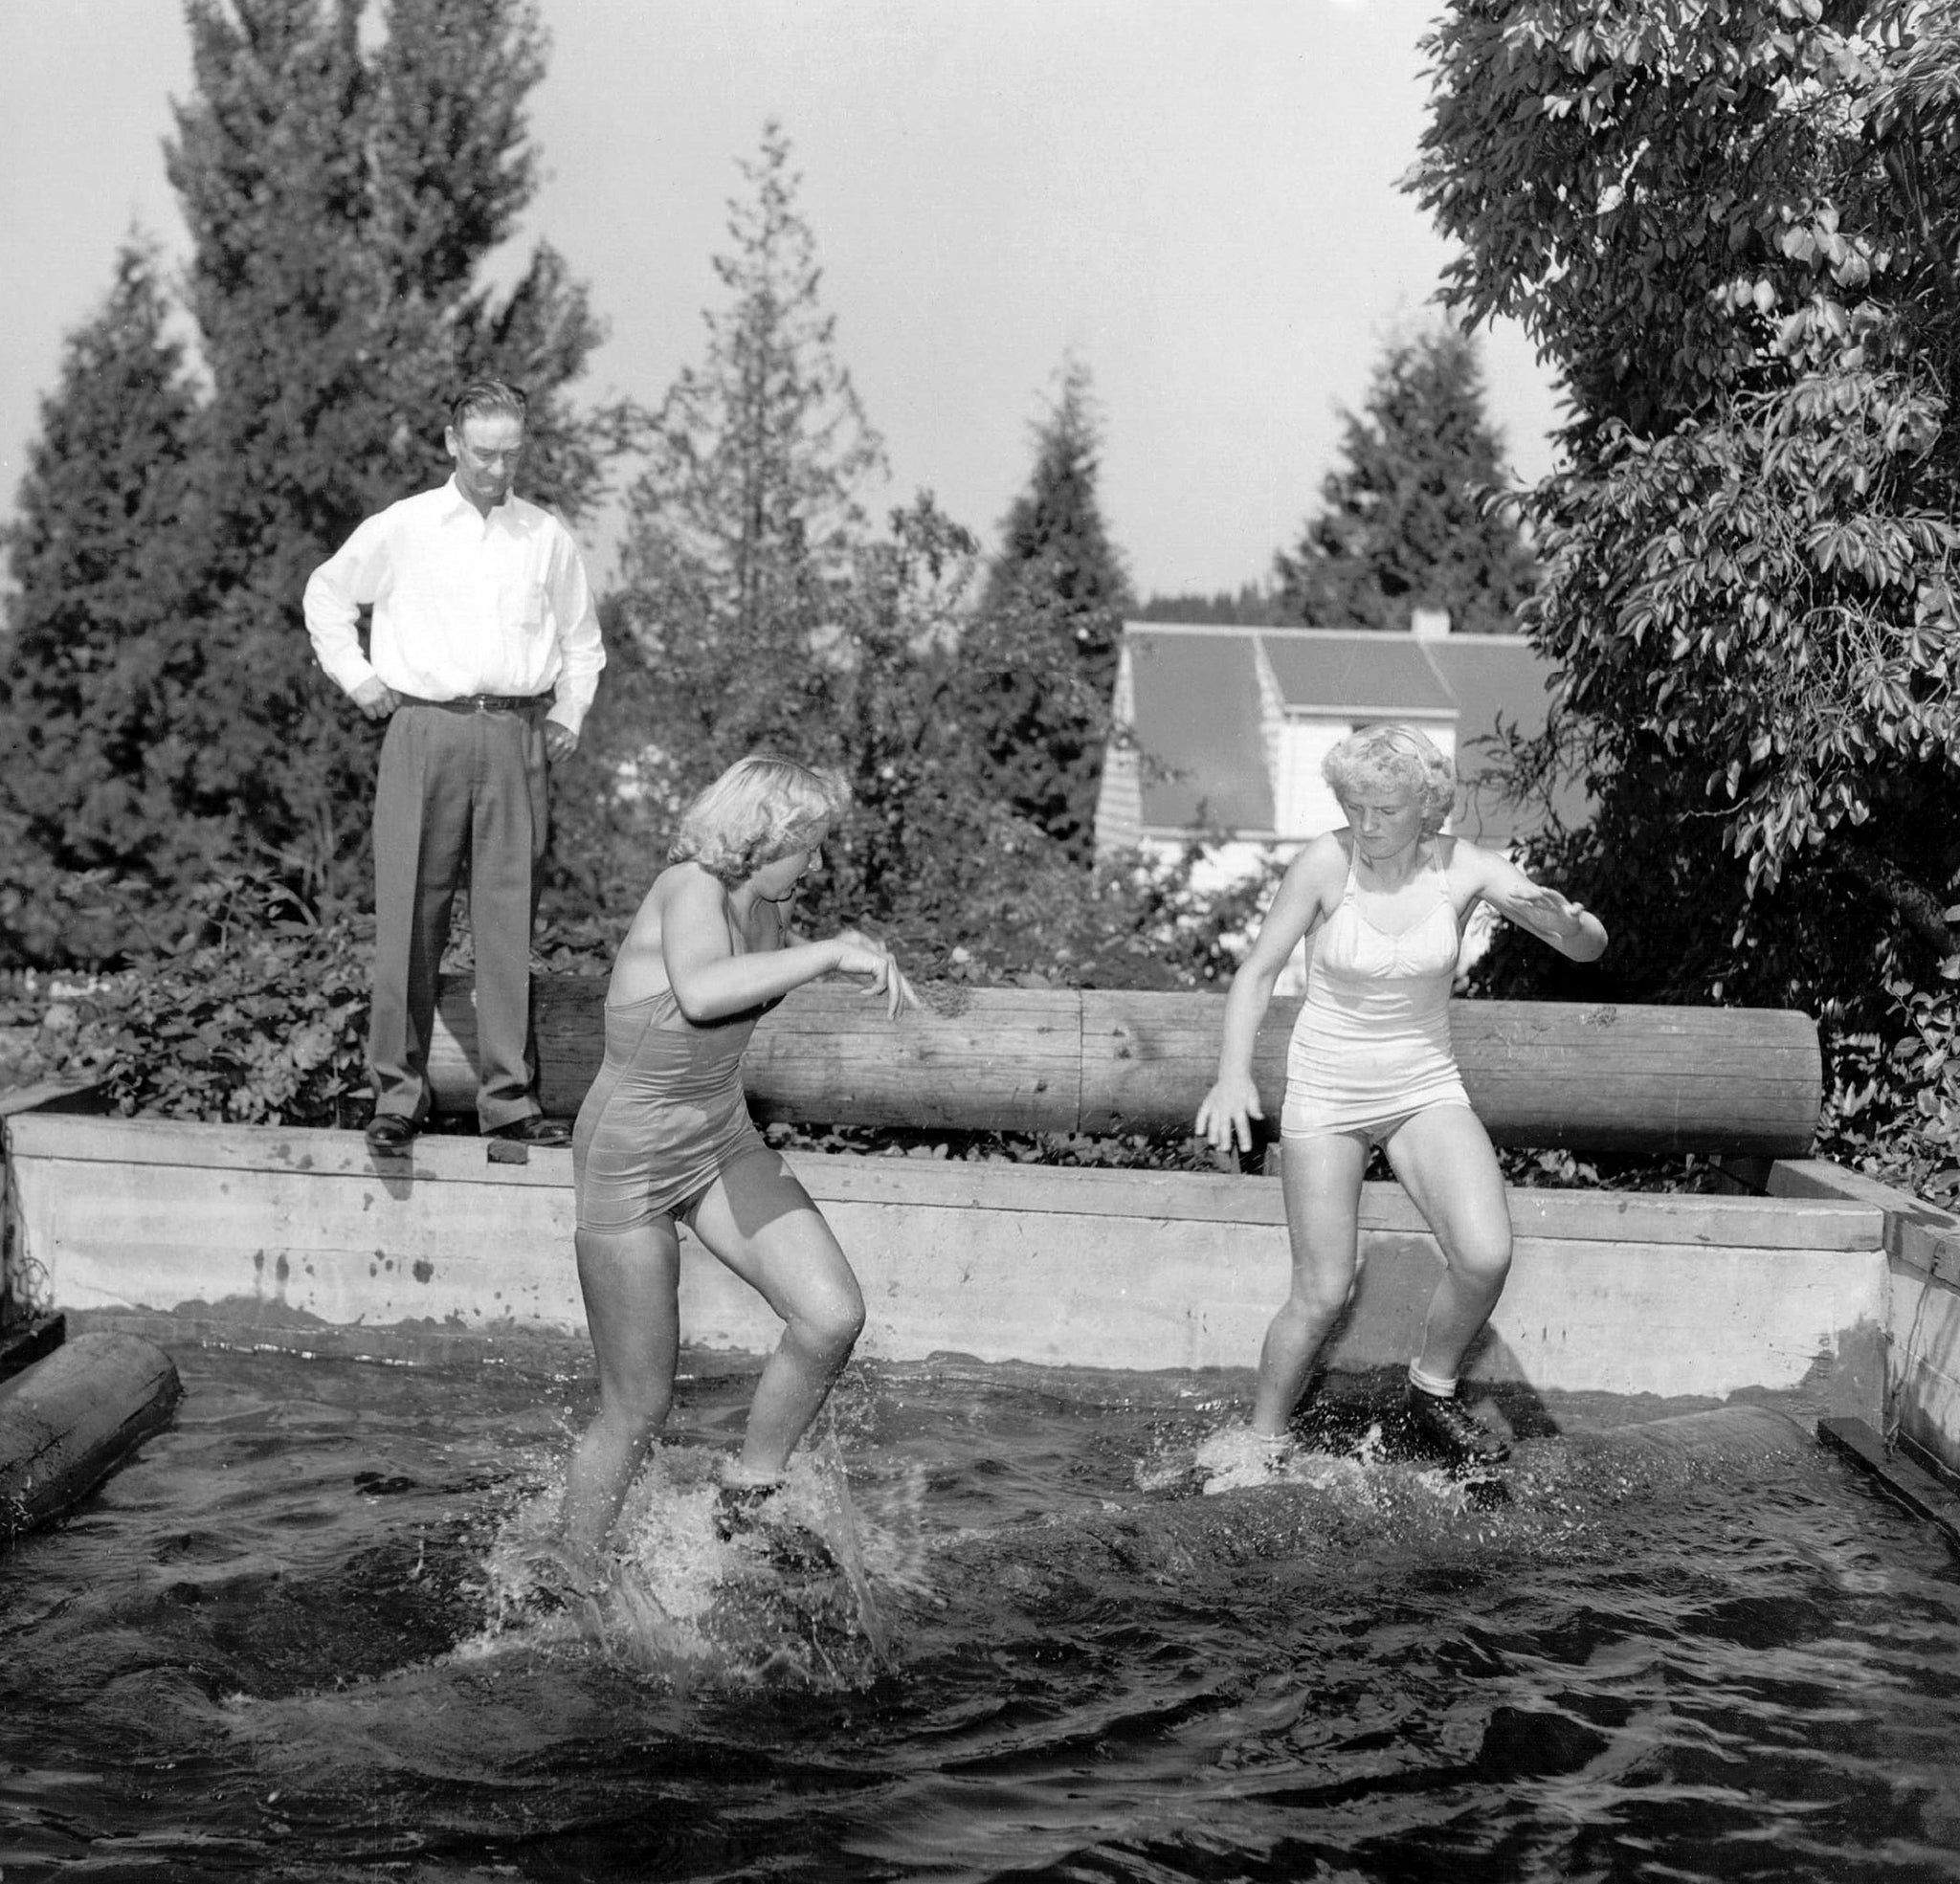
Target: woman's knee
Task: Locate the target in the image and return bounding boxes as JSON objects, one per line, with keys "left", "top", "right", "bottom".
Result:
{"left": 1281, "top": 1274, "right": 1357, "bottom": 1331}
{"left": 791, "top": 1287, "right": 865, "bottom": 1365}
{"left": 1447, "top": 1232, "right": 1511, "bottom": 1292}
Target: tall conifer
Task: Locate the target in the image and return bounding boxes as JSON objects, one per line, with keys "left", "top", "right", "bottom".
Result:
{"left": 1275, "top": 326, "right": 1536, "bottom": 634}
{"left": 0, "top": 245, "right": 208, "bottom": 960}
{"left": 967, "top": 357, "right": 1133, "bottom": 859}
{"left": 615, "top": 121, "right": 888, "bottom": 775}
{"left": 161, "top": 0, "right": 604, "bottom": 903}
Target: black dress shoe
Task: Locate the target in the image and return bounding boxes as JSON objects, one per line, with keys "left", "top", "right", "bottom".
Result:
{"left": 484, "top": 1115, "right": 572, "bottom": 1148}
{"left": 364, "top": 1114, "right": 417, "bottom": 1153}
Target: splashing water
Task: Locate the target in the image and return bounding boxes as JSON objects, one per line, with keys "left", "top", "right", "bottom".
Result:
{"left": 470, "top": 1434, "right": 902, "bottom": 1688}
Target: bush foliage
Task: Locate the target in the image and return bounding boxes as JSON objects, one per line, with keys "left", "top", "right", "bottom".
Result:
{"left": 1419, "top": 0, "right": 1960, "bottom": 1201}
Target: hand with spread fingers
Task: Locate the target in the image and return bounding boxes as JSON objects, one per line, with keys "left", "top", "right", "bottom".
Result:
{"left": 832, "top": 928, "right": 920, "bottom": 1019}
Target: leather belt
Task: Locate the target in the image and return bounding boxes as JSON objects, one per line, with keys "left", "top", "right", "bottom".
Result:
{"left": 396, "top": 692, "right": 546, "bottom": 715}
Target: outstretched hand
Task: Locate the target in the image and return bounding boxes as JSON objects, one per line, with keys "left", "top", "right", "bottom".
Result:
{"left": 833, "top": 928, "right": 920, "bottom": 1021}
{"left": 1511, "top": 880, "right": 1590, "bottom": 942}
{"left": 1195, "top": 1074, "right": 1264, "bottom": 1156}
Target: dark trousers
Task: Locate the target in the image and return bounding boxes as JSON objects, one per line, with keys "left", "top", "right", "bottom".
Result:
{"left": 368, "top": 701, "right": 548, "bottom": 1131}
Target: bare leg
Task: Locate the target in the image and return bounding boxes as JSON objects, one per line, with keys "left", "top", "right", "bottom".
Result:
{"left": 686, "top": 1150, "right": 866, "bottom": 1485}
{"left": 1382, "top": 1104, "right": 1513, "bottom": 1382}
{"left": 560, "top": 1220, "right": 681, "bottom": 1564}
{"left": 1250, "top": 1132, "right": 1371, "bottom": 1435}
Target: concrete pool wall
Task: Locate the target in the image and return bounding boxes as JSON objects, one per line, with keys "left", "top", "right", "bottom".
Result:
{"left": 1, "top": 1109, "right": 1904, "bottom": 1425}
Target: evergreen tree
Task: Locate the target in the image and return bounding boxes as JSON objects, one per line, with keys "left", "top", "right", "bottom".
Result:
{"left": 615, "top": 120, "right": 888, "bottom": 779}
{"left": 158, "top": 0, "right": 607, "bottom": 901}
{"left": 0, "top": 244, "right": 210, "bottom": 962}
{"left": 967, "top": 356, "right": 1133, "bottom": 859}
{"left": 1275, "top": 325, "right": 1537, "bottom": 634}
{"left": 1135, "top": 585, "right": 1289, "bottom": 626}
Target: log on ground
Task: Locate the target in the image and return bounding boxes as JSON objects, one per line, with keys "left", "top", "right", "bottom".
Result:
{"left": 424, "top": 977, "right": 1820, "bottom": 1157}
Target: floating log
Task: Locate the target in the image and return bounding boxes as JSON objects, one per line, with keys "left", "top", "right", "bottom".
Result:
{"left": 0, "top": 1332, "right": 182, "bottom": 1542}
{"left": 425, "top": 977, "right": 1820, "bottom": 1157}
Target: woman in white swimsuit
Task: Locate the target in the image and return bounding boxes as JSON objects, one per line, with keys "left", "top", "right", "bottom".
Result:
{"left": 1195, "top": 724, "right": 1608, "bottom": 1468}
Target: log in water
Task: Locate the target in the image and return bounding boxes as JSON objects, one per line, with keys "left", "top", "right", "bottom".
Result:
{"left": 0, "top": 1332, "right": 182, "bottom": 1541}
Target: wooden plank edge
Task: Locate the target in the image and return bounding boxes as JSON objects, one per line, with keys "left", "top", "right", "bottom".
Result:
{"left": 1817, "top": 1415, "right": 1960, "bottom": 1559}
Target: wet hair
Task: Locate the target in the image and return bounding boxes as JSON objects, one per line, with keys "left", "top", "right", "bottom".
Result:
{"left": 1322, "top": 723, "right": 1456, "bottom": 837}
{"left": 447, "top": 377, "right": 528, "bottom": 432}
{"left": 669, "top": 754, "right": 852, "bottom": 886}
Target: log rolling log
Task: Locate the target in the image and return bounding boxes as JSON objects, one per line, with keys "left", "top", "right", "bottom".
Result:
{"left": 0, "top": 1332, "right": 182, "bottom": 1543}
{"left": 427, "top": 977, "right": 1821, "bottom": 1158}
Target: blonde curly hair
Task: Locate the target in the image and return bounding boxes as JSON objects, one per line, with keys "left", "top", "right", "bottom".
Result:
{"left": 669, "top": 754, "right": 852, "bottom": 886}
{"left": 1322, "top": 723, "right": 1456, "bottom": 837}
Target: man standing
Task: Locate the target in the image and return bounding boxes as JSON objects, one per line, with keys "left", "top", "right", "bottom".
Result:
{"left": 304, "top": 379, "right": 606, "bottom": 1154}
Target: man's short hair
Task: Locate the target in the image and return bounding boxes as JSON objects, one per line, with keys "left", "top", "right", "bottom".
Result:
{"left": 448, "top": 378, "right": 528, "bottom": 432}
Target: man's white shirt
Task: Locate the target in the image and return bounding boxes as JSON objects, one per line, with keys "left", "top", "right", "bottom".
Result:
{"left": 303, "top": 477, "right": 605, "bottom": 737}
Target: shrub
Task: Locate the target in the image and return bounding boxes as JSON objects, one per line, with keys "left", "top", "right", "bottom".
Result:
{"left": 57, "top": 876, "right": 371, "bottom": 1126}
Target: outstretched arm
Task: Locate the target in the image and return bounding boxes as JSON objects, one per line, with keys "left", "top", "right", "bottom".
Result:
{"left": 1467, "top": 846, "right": 1608, "bottom": 963}
{"left": 659, "top": 873, "right": 920, "bottom": 1023}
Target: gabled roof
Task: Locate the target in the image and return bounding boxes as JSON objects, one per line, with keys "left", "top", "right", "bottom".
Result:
{"left": 1125, "top": 626, "right": 1274, "bottom": 833}
{"left": 1260, "top": 629, "right": 1455, "bottom": 716}
{"left": 1119, "top": 621, "right": 1584, "bottom": 847}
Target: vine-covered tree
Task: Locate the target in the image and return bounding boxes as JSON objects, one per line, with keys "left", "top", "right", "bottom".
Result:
{"left": 1274, "top": 324, "right": 1538, "bottom": 634}
{"left": 614, "top": 120, "right": 888, "bottom": 783}
{"left": 0, "top": 244, "right": 208, "bottom": 962}
{"left": 967, "top": 356, "right": 1134, "bottom": 859}
{"left": 1412, "top": 0, "right": 1960, "bottom": 1181}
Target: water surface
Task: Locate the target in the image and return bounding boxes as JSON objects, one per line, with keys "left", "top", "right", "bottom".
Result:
{"left": 2, "top": 1341, "right": 1957, "bottom": 1882}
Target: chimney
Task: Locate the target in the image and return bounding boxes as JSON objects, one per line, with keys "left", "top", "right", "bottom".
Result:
{"left": 1411, "top": 608, "right": 1451, "bottom": 639}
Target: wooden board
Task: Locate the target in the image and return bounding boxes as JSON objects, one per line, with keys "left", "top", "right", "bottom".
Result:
{"left": 424, "top": 976, "right": 1822, "bottom": 1155}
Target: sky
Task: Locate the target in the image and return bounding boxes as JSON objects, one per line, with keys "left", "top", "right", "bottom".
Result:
{"left": 0, "top": 0, "right": 1567, "bottom": 603}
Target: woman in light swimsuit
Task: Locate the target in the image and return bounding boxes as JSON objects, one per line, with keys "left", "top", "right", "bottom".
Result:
{"left": 1195, "top": 724, "right": 1608, "bottom": 1469}
{"left": 557, "top": 754, "right": 916, "bottom": 1571}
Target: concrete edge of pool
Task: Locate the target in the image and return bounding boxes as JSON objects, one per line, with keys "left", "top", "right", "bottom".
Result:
{"left": 4, "top": 1105, "right": 1959, "bottom": 1487}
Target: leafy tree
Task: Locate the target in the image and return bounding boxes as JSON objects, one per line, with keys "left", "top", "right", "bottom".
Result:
{"left": 1274, "top": 324, "right": 1538, "bottom": 634}
{"left": 968, "top": 356, "right": 1134, "bottom": 858}
{"left": 1411, "top": 0, "right": 1960, "bottom": 1183}
{"left": 614, "top": 120, "right": 889, "bottom": 783}
{"left": 0, "top": 243, "right": 212, "bottom": 963}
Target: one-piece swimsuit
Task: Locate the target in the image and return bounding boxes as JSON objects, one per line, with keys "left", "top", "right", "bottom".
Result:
{"left": 1281, "top": 838, "right": 1470, "bottom": 1142}
{"left": 572, "top": 983, "right": 777, "bottom": 1231}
